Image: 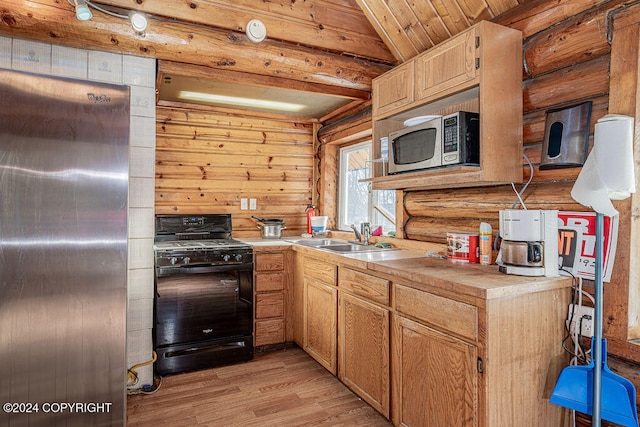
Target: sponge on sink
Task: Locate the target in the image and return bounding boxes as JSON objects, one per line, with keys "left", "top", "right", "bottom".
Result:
{"left": 374, "top": 242, "right": 392, "bottom": 248}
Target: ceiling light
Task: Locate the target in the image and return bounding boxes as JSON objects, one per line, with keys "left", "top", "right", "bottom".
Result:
{"left": 128, "top": 10, "right": 148, "bottom": 34}
{"left": 246, "top": 19, "right": 267, "bottom": 43}
{"left": 178, "top": 91, "right": 305, "bottom": 112}
{"left": 70, "top": 0, "right": 92, "bottom": 21}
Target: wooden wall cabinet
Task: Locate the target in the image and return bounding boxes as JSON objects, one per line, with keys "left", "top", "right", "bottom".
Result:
{"left": 254, "top": 249, "right": 290, "bottom": 347}
{"left": 371, "top": 20, "right": 523, "bottom": 191}
{"left": 303, "top": 257, "right": 338, "bottom": 374}
{"left": 338, "top": 267, "right": 391, "bottom": 418}
{"left": 373, "top": 60, "right": 415, "bottom": 118}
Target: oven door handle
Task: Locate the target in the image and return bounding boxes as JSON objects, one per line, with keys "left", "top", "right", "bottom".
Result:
{"left": 156, "top": 263, "right": 253, "bottom": 277}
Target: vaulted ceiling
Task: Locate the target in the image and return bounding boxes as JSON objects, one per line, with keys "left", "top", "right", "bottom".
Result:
{"left": 0, "top": 0, "right": 526, "bottom": 117}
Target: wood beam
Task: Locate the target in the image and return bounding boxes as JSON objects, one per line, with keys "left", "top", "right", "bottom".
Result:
{"left": 97, "top": 0, "right": 396, "bottom": 63}
{"left": 157, "top": 61, "right": 371, "bottom": 101}
{"left": 0, "top": 0, "right": 390, "bottom": 91}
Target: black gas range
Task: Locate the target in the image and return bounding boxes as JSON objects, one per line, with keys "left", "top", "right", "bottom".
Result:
{"left": 153, "top": 214, "right": 254, "bottom": 376}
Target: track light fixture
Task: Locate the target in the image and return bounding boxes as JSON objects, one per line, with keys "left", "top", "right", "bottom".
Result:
{"left": 69, "top": 0, "right": 148, "bottom": 35}
{"left": 70, "top": 0, "right": 92, "bottom": 21}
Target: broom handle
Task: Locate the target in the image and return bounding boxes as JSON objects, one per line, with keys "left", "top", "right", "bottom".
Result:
{"left": 592, "top": 212, "right": 604, "bottom": 427}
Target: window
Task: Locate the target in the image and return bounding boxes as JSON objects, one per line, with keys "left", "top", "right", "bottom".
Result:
{"left": 338, "top": 141, "right": 395, "bottom": 233}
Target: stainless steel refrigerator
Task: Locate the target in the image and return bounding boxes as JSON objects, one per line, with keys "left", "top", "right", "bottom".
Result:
{"left": 0, "top": 69, "right": 129, "bottom": 426}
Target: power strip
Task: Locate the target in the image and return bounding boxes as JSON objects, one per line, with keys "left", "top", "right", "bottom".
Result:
{"left": 566, "top": 304, "right": 594, "bottom": 338}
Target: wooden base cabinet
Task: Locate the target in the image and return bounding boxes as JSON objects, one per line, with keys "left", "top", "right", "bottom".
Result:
{"left": 338, "top": 292, "right": 390, "bottom": 418}
{"left": 303, "top": 257, "right": 338, "bottom": 374}
{"left": 392, "top": 315, "right": 477, "bottom": 427}
{"left": 391, "top": 281, "right": 570, "bottom": 427}
{"left": 254, "top": 248, "right": 289, "bottom": 347}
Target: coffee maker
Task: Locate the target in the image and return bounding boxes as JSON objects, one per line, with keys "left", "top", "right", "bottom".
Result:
{"left": 498, "top": 209, "right": 559, "bottom": 277}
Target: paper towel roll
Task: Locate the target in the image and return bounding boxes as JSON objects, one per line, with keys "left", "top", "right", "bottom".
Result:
{"left": 571, "top": 114, "right": 635, "bottom": 216}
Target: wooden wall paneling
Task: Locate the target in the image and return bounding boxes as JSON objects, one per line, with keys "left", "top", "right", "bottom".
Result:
{"left": 605, "top": 4, "right": 640, "bottom": 349}
{"left": 522, "top": 55, "right": 610, "bottom": 114}
{"left": 495, "top": 0, "right": 602, "bottom": 39}
{"left": 519, "top": 0, "right": 620, "bottom": 78}
{"left": 156, "top": 106, "right": 314, "bottom": 237}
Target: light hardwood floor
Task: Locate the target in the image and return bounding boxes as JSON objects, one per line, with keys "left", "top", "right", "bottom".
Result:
{"left": 127, "top": 346, "right": 392, "bottom": 426}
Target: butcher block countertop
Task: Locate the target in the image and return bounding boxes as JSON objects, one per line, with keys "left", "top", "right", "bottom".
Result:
{"left": 368, "top": 256, "right": 572, "bottom": 300}
{"left": 242, "top": 238, "right": 571, "bottom": 300}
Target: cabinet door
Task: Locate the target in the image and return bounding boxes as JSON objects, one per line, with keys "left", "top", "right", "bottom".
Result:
{"left": 415, "top": 27, "right": 477, "bottom": 101}
{"left": 304, "top": 278, "right": 337, "bottom": 375}
{"left": 338, "top": 293, "right": 390, "bottom": 418}
{"left": 373, "top": 60, "right": 415, "bottom": 118}
{"left": 392, "top": 315, "right": 477, "bottom": 427}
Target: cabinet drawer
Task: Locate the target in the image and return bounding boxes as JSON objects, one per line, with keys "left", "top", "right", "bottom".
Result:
{"left": 394, "top": 284, "right": 477, "bottom": 342}
{"left": 255, "top": 252, "right": 285, "bottom": 272}
{"left": 340, "top": 268, "right": 389, "bottom": 306}
{"left": 256, "top": 292, "right": 284, "bottom": 319}
{"left": 255, "top": 272, "right": 285, "bottom": 292}
{"left": 303, "top": 257, "right": 337, "bottom": 286}
{"left": 255, "top": 319, "right": 285, "bottom": 346}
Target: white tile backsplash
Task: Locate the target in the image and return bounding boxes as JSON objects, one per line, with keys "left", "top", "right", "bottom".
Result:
{"left": 130, "top": 116, "right": 156, "bottom": 149}
{"left": 126, "top": 329, "right": 154, "bottom": 386}
{"left": 51, "top": 45, "right": 88, "bottom": 79}
{"left": 88, "top": 50, "right": 123, "bottom": 83}
{"left": 0, "top": 36, "right": 11, "bottom": 68}
{"left": 127, "top": 297, "right": 154, "bottom": 331}
{"left": 127, "top": 267, "right": 155, "bottom": 301}
{"left": 129, "top": 207, "right": 155, "bottom": 238}
{"left": 130, "top": 146, "right": 155, "bottom": 178}
{"left": 128, "top": 237, "right": 154, "bottom": 270}
{"left": 129, "top": 177, "right": 155, "bottom": 208}
{"left": 123, "top": 55, "right": 156, "bottom": 88}
{"left": 12, "top": 39, "right": 51, "bottom": 74}
{"left": 130, "top": 85, "right": 156, "bottom": 118}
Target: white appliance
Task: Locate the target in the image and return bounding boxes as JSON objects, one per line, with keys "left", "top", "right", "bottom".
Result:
{"left": 498, "top": 209, "right": 559, "bottom": 277}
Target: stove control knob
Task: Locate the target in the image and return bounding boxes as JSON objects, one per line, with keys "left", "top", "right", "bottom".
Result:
{"left": 170, "top": 257, "right": 178, "bottom": 265}
{"left": 183, "top": 257, "right": 190, "bottom": 265}
{"left": 235, "top": 254, "right": 244, "bottom": 262}
{"left": 223, "top": 254, "right": 231, "bottom": 262}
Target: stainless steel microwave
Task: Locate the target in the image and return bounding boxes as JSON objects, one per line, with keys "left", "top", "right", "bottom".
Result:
{"left": 388, "top": 111, "right": 480, "bottom": 175}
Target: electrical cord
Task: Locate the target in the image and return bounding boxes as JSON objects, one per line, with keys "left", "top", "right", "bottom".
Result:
{"left": 127, "top": 351, "right": 157, "bottom": 393}
{"left": 510, "top": 153, "right": 534, "bottom": 209}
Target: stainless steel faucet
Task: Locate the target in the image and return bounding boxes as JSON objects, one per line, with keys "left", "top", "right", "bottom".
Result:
{"left": 350, "top": 224, "right": 361, "bottom": 241}
{"left": 361, "top": 222, "right": 371, "bottom": 245}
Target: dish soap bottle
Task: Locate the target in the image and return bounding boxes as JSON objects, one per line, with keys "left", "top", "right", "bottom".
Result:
{"left": 305, "top": 204, "right": 317, "bottom": 235}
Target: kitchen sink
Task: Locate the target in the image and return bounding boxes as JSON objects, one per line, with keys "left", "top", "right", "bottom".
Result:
{"left": 287, "top": 238, "right": 347, "bottom": 247}
{"left": 318, "top": 243, "right": 394, "bottom": 252}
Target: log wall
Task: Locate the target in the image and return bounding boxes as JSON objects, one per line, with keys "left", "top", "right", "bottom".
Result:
{"left": 155, "top": 106, "right": 314, "bottom": 237}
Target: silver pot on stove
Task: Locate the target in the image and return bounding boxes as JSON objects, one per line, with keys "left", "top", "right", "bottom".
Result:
{"left": 252, "top": 215, "right": 286, "bottom": 239}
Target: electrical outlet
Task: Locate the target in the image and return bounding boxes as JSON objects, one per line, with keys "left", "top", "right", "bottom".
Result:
{"left": 566, "top": 304, "right": 594, "bottom": 337}
{"left": 240, "top": 198, "right": 248, "bottom": 210}
{"left": 249, "top": 198, "right": 257, "bottom": 210}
